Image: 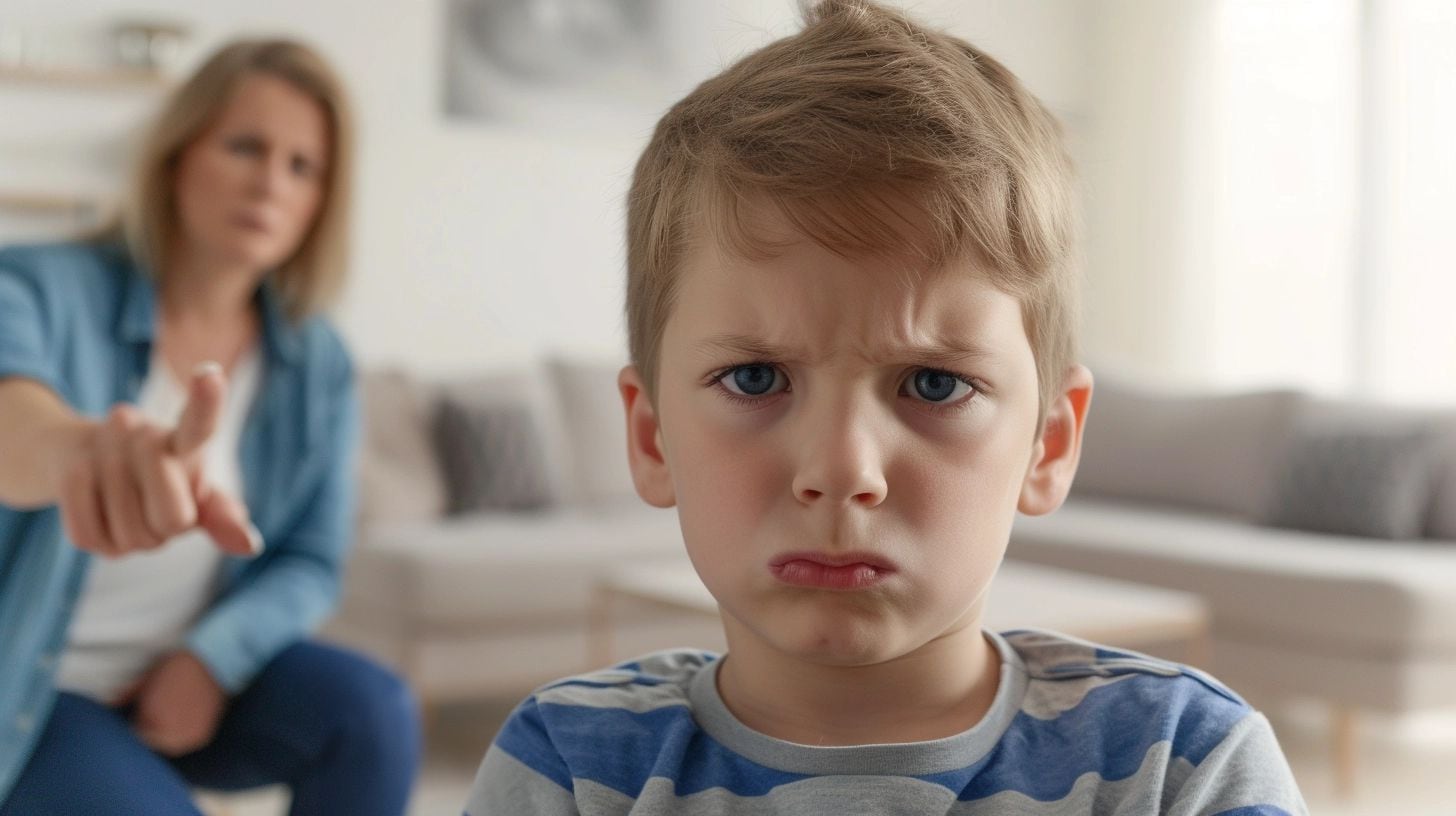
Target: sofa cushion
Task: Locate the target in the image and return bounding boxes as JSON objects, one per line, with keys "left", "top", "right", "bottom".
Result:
{"left": 358, "top": 369, "right": 448, "bottom": 525}
{"left": 433, "top": 368, "right": 572, "bottom": 507}
{"left": 1424, "top": 418, "right": 1456, "bottom": 540}
{"left": 549, "top": 356, "right": 639, "bottom": 506}
{"left": 343, "top": 504, "right": 687, "bottom": 626}
{"left": 1263, "top": 421, "right": 1436, "bottom": 539}
{"left": 1010, "top": 497, "right": 1456, "bottom": 659}
{"left": 1072, "top": 376, "right": 1304, "bottom": 519}
{"left": 433, "top": 394, "right": 559, "bottom": 513}
{"left": 1276, "top": 398, "right": 1456, "bottom": 541}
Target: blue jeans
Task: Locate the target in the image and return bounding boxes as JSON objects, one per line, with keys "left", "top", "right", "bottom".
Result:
{"left": 0, "top": 641, "right": 421, "bottom": 816}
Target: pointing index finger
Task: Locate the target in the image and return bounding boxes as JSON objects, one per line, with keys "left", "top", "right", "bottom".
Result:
{"left": 168, "top": 362, "right": 226, "bottom": 458}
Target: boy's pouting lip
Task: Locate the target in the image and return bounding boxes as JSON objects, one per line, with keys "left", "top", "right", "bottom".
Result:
{"left": 767, "top": 549, "right": 896, "bottom": 590}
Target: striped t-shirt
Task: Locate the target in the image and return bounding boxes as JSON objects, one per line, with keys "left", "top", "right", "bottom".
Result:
{"left": 464, "top": 630, "right": 1308, "bottom": 815}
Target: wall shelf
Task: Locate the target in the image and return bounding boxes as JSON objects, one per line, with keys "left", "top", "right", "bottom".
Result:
{"left": 0, "top": 64, "right": 168, "bottom": 91}
{"left": 0, "top": 189, "right": 107, "bottom": 215}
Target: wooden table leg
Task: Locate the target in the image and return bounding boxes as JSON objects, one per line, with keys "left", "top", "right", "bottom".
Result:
{"left": 587, "top": 586, "right": 614, "bottom": 670}
{"left": 1332, "top": 704, "right": 1358, "bottom": 799}
{"left": 1185, "top": 623, "right": 1211, "bottom": 669}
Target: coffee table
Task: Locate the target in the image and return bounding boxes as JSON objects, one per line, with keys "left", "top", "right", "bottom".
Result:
{"left": 589, "top": 559, "right": 1209, "bottom": 667}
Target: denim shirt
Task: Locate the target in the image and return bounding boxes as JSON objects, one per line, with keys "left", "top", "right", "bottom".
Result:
{"left": 0, "top": 242, "right": 360, "bottom": 801}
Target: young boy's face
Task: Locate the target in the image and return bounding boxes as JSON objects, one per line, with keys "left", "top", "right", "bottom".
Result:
{"left": 621, "top": 223, "right": 1083, "bottom": 668}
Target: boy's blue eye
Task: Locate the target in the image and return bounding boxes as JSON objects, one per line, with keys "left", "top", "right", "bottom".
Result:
{"left": 719, "top": 364, "right": 786, "bottom": 397}
{"left": 906, "top": 368, "right": 973, "bottom": 403}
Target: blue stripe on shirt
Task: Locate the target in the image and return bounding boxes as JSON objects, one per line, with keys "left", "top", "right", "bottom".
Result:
{"left": 955, "top": 673, "right": 1248, "bottom": 802}
{"left": 494, "top": 700, "right": 575, "bottom": 793}
{"left": 512, "top": 702, "right": 811, "bottom": 798}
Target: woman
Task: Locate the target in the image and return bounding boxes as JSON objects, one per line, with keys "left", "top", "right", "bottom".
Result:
{"left": 0, "top": 39, "right": 419, "bottom": 814}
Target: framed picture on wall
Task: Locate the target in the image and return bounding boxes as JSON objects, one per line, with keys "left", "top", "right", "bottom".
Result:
{"left": 442, "top": 0, "right": 686, "bottom": 130}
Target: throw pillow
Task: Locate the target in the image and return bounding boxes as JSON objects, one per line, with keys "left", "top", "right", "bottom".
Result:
{"left": 433, "top": 393, "right": 559, "bottom": 514}
{"left": 1263, "top": 423, "right": 1436, "bottom": 540}
{"left": 1423, "top": 417, "right": 1456, "bottom": 540}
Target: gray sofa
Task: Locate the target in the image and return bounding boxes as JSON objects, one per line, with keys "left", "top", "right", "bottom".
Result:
{"left": 323, "top": 358, "right": 721, "bottom": 704}
{"left": 1008, "top": 375, "right": 1456, "bottom": 787}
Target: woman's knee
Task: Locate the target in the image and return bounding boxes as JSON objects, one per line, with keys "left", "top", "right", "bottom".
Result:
{"left": 286, "top": 642, "right": 420, "bottom": 744}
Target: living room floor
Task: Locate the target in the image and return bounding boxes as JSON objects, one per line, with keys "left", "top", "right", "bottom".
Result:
{"left": 208, "top": 697, "right": 1456, "bottom": 816}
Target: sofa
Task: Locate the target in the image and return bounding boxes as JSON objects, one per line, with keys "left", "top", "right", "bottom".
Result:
{"left": 322, "top": 358, "right": 722, "bottom": 705}
{"left": 1007, "top": 374, "right": 1456, "bottom": 789}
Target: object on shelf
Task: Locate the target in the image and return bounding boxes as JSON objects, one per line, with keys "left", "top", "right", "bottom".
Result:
{"left": 110, "top": 19, "right": 191, "bottom": 73}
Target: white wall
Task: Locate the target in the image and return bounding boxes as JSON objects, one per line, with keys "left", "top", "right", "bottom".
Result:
{"left": 1078, "top": 0, "right": 1456, "bottom": 404}
{"left": 0, "top": 0, "right": 1095, "bottom": 375}
{"left": 1077, "top": 0, "right": 1368, "bottom": 394}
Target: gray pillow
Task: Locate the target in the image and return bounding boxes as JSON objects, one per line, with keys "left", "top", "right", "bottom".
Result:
{"left": 432, "top": 395, "right": 558, "bottom": 514}
{"left": 1263, "top": 424, "right": 1436, "bottom": 540}
{"left": 1423, "top": 417, "right": 1456, "bottom": 540}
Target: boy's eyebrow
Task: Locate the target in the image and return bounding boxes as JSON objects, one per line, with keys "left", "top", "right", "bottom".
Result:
{"left": 696, "top": 334, "right": 801, "bottom": 363}
{"left": 899, "top": 342, "right": 1000, "bottom": 368}
{"left": 695, "top": 333, "right": 1000, "bottom": 367}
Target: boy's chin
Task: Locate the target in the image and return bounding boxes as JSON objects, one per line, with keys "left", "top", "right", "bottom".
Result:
{"left": 747, "top": 609, "right": 986, "bottom": 669}
{"left": 763, "top": 621, "right": 921, "bottom": 668}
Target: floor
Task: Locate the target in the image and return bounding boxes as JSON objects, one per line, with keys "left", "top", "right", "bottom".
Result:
{"left": 206, "top": 696, "right": 1456, "bottom": 815}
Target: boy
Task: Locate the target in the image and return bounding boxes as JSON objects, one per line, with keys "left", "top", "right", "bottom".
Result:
{"left": 465, "top": 1, "right": 1307, "bottom": 813}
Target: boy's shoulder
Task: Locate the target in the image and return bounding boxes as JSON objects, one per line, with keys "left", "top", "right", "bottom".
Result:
{"left": 1003, "top": 628, "right": 1245, "bottom": 702}
{"left": 531, "top": 648, "right": 715, "bottom": 707}
{"left": 999, "top": 628, "right": 1254, "bottom": 763}
{"left": 487, "top": 650, "right": 715, "bottom": 798}
{"left": 506, "top": 648, "right": 714, "bottom": 749}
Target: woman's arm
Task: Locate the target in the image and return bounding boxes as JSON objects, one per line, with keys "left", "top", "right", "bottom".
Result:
{"left": 185, "top": 360, "right": 361, "bottom": 692}
{"left": 0, "top": 257, "right": 84, "bottom": 508}
{"left": 0, "top": 378, "right": 94, "bottom": 509}
{"left": 0, "top": 254, "right": 254, "bottom": 556}
{"left": 0, "top": 373, "right": 256, "bottom": 557}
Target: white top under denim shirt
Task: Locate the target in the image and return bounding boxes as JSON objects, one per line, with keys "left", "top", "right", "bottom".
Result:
{"left": 55, "top": 346, "right": 262, "bottom": 703}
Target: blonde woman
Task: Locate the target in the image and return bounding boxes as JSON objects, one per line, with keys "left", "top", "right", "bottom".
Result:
{"left": 0, "top": 40, "right": 419, "bottom": 814}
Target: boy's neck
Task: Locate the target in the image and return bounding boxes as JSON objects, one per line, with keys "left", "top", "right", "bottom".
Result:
{"left": 714, "top": 619, "right": 1001, "bottom": 746}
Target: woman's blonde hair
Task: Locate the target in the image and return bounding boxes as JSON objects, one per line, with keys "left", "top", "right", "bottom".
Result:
{"left": 118, "top": 38, "right": 354, "bottom": 320}
{"left": 626, "top": 0, "right": 1080, "bottom": 420}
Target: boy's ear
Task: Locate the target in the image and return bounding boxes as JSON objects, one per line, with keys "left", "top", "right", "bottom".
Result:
{"left": 618, "top": 365, "right": 676, "bottom": 509}
{"left": 1018, "top": 365, "right": 1094, "bottom": 517}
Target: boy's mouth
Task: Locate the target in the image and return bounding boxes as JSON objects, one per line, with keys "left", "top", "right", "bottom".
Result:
{"left": 768, "top": 551, "right": 896, "bottom": 590}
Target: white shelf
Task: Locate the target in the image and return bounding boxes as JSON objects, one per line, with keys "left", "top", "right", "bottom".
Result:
{"left": 0, "top": 64, "right": 168, "bottom": 92}
{"left": 0, "top": 189, "right": 107, "bottom": 214}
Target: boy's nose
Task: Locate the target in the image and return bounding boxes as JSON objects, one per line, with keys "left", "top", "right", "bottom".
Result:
{"left": 790, "top": 407, "right": 888, "bottom": 508}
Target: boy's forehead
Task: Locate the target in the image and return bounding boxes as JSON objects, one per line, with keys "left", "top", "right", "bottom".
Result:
{"left": 672, "top": 231, "right": 1032, "bottom": 368}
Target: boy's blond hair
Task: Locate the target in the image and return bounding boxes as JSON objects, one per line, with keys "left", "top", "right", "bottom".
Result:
{"left": 625, "top": 0, "right": 1079, "bottom": 422}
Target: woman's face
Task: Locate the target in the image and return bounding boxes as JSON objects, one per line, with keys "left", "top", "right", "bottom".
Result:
{"left": 173, "top": 73, "right": 331, "bottom": 274}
